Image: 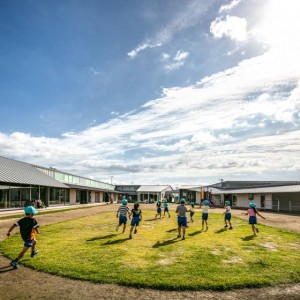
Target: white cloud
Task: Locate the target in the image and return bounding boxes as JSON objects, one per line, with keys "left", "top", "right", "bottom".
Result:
{"left": 127, "top": 42, "right": 162, "bottom": 59}
{"left": 161, "top": 53, "right": 170, "bottom": 61}
{"left": 174, "top": 50, "right": 189, "bottom": 61}
{"left": 1, "top": 42, "right": 300, "bottom": 184}
{"left": 128, "top": 1, "right": 212, "bottom": 58}
{"left": 219, "top": 0, "right": 242, "bottom": 13}
{"left": 164, "top": 50, "right": 189, "bottom": 71}
{"left": 210, "top": 15, "right": 248, "bottom": 42}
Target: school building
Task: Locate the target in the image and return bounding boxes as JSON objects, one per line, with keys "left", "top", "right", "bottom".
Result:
{"left": 0, "top": 156, "right": 116, "bottom": 210}
{"left": 179, "top": 181, "right": 300, "bottom": 212}
{"left": 1, "top": 155, "right": 300, "bottom": 212}
{"left": 114, "top": 185, "right": 173, "bottom": 203}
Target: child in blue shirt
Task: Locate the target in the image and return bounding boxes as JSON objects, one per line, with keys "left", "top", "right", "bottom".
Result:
{"left": 163, "top": 199, "right": 170, "bottom": 218}
{"left": 129, "top": 203, "right": 142, "bottom": 239}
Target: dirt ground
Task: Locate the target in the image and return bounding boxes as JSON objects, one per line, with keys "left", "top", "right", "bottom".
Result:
{"left": 0, "top": 204, "right": 299, "bottom": 300}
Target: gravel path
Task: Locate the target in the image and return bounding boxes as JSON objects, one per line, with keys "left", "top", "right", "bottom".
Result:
{"left": 0, "top": 204, "right": 299, "bottom": 300}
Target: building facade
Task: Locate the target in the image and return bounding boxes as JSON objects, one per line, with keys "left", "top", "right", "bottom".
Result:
{"left": 0, "top": 156, "right": 116, "bottom": 209}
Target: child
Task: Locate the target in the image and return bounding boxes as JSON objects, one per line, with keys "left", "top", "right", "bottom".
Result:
{"left": 6, "top": 206, "right": 40, "bottom": 269}
{"left": 223, "top": 200, "right": 233, "bottom": 229}
{"left": 155, "top": 200, "right": 162, "bottom": 219}
{"left": 116, "top": 199, "right": 131, "bottom": 233}
{"left": 163, "top": 199, "right": 170, "bottom": 218}
{"left": 189, "top": 202, "right": 195, "bottom": 223}
{"left": 129, "top": 203, "right": 142, "bottom": 239}
{"left": 242, "top": 203, "right": 266, "bottom": 236}
{"left": 201, "top": 200, "right": 209, "bottom": 231}
{"left": 175, "top": 198, "right": 190, "bottom": 240}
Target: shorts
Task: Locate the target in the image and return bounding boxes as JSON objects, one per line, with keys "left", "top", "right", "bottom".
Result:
{"left": 131, "top": 217, "right": 140, "bottom": 226}
{"left": 249, "top": 216, "right": 257, "bottom": 224}
{"left": 24, "top": 239, "right": 35, "bottom": 248}
{"left": 177, "top": 216, "right": 187, "bottom": 227}
{"left": 225, "top": 213, "right": 231, "bottom": 221}
{"left": 164, "top": 207, "right": 169, "bottom": 212}
{"left": 202, "top": 213, "right": 208, "bottom": 220}
{"left": 157, "top": 207, "right": 161, "bottom": 213}
{"left": 190, "top": 211, "right": 195, "bottom": 217}
{"left": 119, "top": 215, "right": 127, "bottom": 225}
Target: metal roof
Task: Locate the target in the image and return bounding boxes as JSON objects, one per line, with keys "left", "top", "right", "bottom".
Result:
{"left": 211, "top": 185, "right": 300, "bottom": 194}
{"left": 65, "top": 183, "right": 114, "bottom": 192}
{"left": 137, "top": 185, "right": 173, "bottom": 193}
{"left": 0, "top": 156, "right": 68, "bottom": 188}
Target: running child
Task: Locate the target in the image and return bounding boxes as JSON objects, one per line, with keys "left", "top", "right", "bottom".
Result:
{"left": 116, "top": 199, "right": 131, "bottom": 233}
{"left": 223, "top": 200, "right": 233, "bottom": 229}
{"left": 201, "top": 200, "right": 209, "bottom": 231}
{"left": 242, "top": 202, "right": 265, "bottom": 236}
{"left": 129, "top": 202, "right": 142, "bottom": 239}
{"left": 155, "top": 200, "right": 162, "bottom": 219}
{"left": 175, "top": 198, "right": 190, "bottom": 240}
{"left": 6, "top": 206, "right": 40, "bottom": 269}
{"left": 163, "top": 199, "right": 170, "bottom": 218}
{"left": 189, "top": 202, "right": 195, "bottom": 223}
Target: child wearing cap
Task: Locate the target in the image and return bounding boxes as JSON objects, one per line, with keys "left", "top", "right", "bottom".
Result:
{"left": 129, "top": 202, "right": 142, "bottom": 239}
{"left": 6, "top": 206, "right": 40, "bottom": 269}
{"left": 242, "top": 203, "right": 266, "bottom": 236}
{"left": 155, "top": 200, "right": 162, "bottom": 219}
{"left": 116, "top": 199, "right": 131, "bottom": 233}
{"left": 189, "top": 202, "right": 195, "bottom": 223}
{"left": 163, "top": 199, "right": 170, "bottom": 218}
{"left": 223, "top": 200, "right": 233, "bottom": 229}
{"left": 201, "top": 200, "right": 210, "bottom": 231}
{"left": 175, "top": 198, "right": 190, "bottom": 240}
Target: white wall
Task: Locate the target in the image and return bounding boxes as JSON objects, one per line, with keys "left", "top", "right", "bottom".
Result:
{"left": 69, "top": 189, "right": 76, "bottom": 205}
{"left": 237, "top": 193, "right": 272, "bottom": 209}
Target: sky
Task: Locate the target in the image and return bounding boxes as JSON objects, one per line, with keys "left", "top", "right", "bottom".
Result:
{"left": 0, "top": 0, "right": 300, "bottom": 186}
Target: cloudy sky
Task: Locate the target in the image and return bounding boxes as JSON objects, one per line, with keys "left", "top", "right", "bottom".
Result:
{"left": 1, "top": 0, "right": 300, "bottom": 186}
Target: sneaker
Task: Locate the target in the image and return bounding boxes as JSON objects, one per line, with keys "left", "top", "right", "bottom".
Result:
{"left": 129, "top": 235, "right": 132, "bottom": 239}
{"left": 224, "top": 225, "right": 228, "bottom": 228}
{"left": 10, "top": 261, "right": 19, "bottom": 269}
{"left": 177, "top": 234, "right": 181, "bottom": 238}
{"left": 229, "top": 227, "right": 233, "bottom": 230}
{"left": 134, "top": 228, "right": 137, "bottom": 234}
{"left": 31, "top": 250, "right": 39, "bottom": 258}
{"left": 182, "top": 236, "right": 185, "bottom": 240}
{"left": 115, "top": 225, "right": 119, "bottom": 232}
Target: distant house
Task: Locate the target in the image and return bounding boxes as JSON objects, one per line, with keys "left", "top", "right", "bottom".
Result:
{"left": 180, "top": 181, "right": 300, "bottom": 212}
{"left": 137, "top": 185, "right": 173, "bottom": 203}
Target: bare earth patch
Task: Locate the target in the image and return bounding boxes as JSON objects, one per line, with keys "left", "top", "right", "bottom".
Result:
{"left": 0, "top": 204, "right": 299, "bottom": 300}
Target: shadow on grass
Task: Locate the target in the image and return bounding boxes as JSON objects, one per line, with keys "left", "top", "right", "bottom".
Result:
{"left": 241, "top": 235, "right": 255, "bottom": 241}
{"left": 144, "top": 218, "right": 160, "bottom": 222}
{"left": 188, "top": 230, "right": 202, "bottom": 236}
{"left": 102, "top": 238, "right": 129, "bottom": 245}
{"left": 215, "top": 228, "right": 227, "bottom": 234}
{"left": 87, "top": 234, "right": 118, "bottom": 241}
{"left": 166, "top": 228, "right": 177, "bottom": 233}
{"left": 152, "top": 238, "right": 180, "bottom": 248}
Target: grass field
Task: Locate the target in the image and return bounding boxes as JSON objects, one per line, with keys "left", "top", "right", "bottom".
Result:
{"left": 1, "top": 210, "right": 299, "bottom": 291}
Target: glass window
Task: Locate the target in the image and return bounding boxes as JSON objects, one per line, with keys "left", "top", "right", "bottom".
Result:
{"left": 248, "top": 193, "right": 254, "bottom": 200}
{"left": 0, "top": 185, "right": 9, "bottom": 209}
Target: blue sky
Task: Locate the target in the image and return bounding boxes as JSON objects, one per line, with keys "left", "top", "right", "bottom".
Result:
{"left": 1, "top": 0, "right": 300, "bottom": 185}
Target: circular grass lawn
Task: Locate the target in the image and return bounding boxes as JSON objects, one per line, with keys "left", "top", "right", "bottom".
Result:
{"left": 1, "top": 210, "right": 300, "bottom": 291}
